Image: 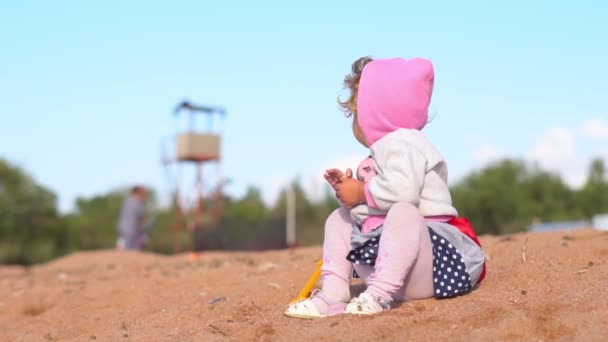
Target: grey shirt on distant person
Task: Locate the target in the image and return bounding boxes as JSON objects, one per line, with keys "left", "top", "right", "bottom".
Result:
{"left": 117, "top": 195, "right": 146, "bottom": 250}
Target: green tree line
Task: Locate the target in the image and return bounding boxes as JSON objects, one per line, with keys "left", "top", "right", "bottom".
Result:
{"left": 1, "top": 157, "right": 606, "bottom": 265}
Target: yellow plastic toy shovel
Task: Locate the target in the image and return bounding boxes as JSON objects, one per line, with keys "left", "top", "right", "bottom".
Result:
{"left": 289, "top": 259, "right": 323, "bottom": 304}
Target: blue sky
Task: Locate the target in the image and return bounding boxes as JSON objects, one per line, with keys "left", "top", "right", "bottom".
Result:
{"left": 1, "top": 1, "right": 607, "bottom": 212}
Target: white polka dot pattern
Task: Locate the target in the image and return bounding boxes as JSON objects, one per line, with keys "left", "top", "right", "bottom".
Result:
{"left": 429, "top": 228, "right": 472, "bottom": 298}
{"left": 347, "top": 237, "right": 380, "bottom": 278}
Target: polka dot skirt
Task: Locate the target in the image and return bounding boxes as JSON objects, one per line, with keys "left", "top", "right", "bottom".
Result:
{"left": 346, "top": 228, "right": 473, "bottom": 298}
{"left": 429, "top": 228, "right": 472, "bottom": 299}
{"left": 346, "top": 236, "right": 379, "bottom": 268}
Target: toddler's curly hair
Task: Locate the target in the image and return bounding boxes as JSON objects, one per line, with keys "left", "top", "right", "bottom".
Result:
{"left": 338, "top": 56, "right": 373, "bottom": 117}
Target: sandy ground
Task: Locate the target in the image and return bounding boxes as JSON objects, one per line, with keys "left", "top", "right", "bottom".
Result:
{"left": 1, "top": 229, "right": 607, "bottom": 341}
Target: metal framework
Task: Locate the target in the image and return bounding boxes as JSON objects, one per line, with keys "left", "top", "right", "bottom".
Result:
{"left": 162, "top": 100, "right": 226, "bottom": 252}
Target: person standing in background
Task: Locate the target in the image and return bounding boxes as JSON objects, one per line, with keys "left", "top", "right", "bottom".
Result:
{"left": 116, "top": 186, "right": 153, "bottom": 251}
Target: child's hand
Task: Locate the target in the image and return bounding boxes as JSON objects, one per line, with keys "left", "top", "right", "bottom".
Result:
{"left": 335, "top": 177, "right": 366, "bottom": 208}
{"left": 324, "top": 168, "right": 353, "bottom": 189}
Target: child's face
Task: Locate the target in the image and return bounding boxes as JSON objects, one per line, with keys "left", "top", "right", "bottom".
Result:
{"left": 352, "top": 113, "right": 369, "bottom": 147}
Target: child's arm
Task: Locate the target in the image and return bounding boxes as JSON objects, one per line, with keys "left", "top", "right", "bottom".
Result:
{"left": 365, "top": 143, "right": 426, "bottom": 211}
{"left": 334, "top": 178, "right": 366, "bottom": 207}
{"left": 324, "top": 168, "right": 367, "bottom": 207}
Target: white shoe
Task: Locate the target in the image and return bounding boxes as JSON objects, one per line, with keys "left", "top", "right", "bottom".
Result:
{"left": 284, "top": 290, "right": 327, "bottom": 319}
{"left": 285, "top": 290, "right": 351, "bottom": 319}
{"left": 343, "top": 292, "right": 390, "bottom": 315}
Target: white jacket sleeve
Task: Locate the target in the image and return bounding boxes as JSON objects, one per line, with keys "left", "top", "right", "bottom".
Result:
{"left": 366, "top": 142, "right": 427, "bottom": 211}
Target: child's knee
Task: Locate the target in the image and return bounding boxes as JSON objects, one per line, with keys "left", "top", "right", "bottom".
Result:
{"left": 325, "top": 207, "right": 350, "bottom": 226}
{"left": 384, "top": 202, "right": 425, "bottom": 231}
{"left": 388, "top": 202, "right": 422, "bottom": 217}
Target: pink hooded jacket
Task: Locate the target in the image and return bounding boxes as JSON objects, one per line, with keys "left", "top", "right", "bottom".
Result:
{"left": 350, "top": 57, "right": 457, "bottom": 233}
{"left": 357, "top": 57, "right": 434, "bottom": 145}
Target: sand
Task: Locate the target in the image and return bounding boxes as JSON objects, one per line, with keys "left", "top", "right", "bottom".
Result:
{"left": 1, "top": 229, "right": 606, "bottom": 341}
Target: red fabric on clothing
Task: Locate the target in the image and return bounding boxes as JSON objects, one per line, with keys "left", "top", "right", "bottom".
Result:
{"left": 448, "top": 217, "right": 486, "bottom": 282}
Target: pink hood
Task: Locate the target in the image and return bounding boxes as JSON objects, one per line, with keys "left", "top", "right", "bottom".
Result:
{"left": 357, "top": 57, "right": 434, "bottom": 145}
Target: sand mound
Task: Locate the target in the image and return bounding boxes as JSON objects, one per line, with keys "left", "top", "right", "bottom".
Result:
{"left": 1, "top": 229, "right": 606, "bottom": 341}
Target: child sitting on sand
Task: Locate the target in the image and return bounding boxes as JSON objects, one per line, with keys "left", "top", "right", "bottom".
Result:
{"left": 285, "top": 56, "right": 486, "bottom": 318}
